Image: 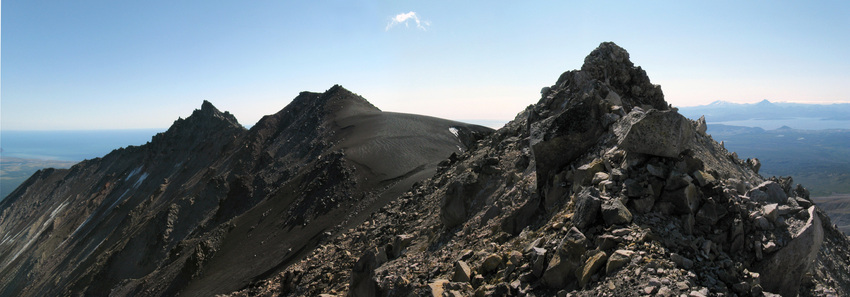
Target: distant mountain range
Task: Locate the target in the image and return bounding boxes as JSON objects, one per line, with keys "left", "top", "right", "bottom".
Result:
{"left": 678, "top": 100, "right": 850, "bottom": 123}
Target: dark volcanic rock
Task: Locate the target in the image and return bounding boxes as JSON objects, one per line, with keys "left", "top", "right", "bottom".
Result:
{"left": 573, "top": 187, "right": 602, "bottom": 230}
{"left": 3, "top": 42, "right": 849, "bottom": 297}
{"left": 0, "top": 86, "right": 492, "bottom": 297}
{"left": 219, "top": 42, "right": 847, "bottom": 297}
{"left": 615, "top": 108, "right": 694, "bottom": 158}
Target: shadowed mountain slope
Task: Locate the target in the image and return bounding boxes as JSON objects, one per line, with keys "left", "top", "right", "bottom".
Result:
{"left": 0, "top": 85, "right": 492, "bottom": 296}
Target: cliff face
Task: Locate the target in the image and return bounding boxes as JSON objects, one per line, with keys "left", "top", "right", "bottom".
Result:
{"left": 2, "top": 43, "right": 848, "bottom": 297}
{"left": 0, "top": 86, "right": 492, "bottom": 296}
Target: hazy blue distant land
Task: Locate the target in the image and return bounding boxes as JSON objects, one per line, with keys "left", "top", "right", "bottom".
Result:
{"left": 679, "top": 101, "right": 850, "bottom": 234}
{"left": 678, "top": 99, "right": 850, "bottom": 130}
{"left": 0, "top": 129, "right": 161, "bottom": 200}
{"left": 704, "top": 124, "right": 850, "bottom": 196}
{"left": 678, "top": 100, "right": 850, "bottom": 195}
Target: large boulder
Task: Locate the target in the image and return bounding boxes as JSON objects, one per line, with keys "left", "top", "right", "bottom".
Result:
{"left": 350, "top": 247, "right": 387, "bottom": 297}
{"left": 452, "top": 261, "right": 472, "bottom": 283}
{"left": 601, "top": 199, "right": 633, "bottom": 226}
{"left": 543, "top": 227, "right": 587, "bottom": 288}
{"left": 660, "top": 182, "right": 700, "bottom": 214}
{"left": 573, "top": 187, "right": 602, "bottom": 230}
{"left": 755, "top": 206, "right": 824, "bottom": 296}
{"left": 747, "top": 181, "right": 787, "bottom": 204}
{"left": 606, "top": 249, "right": 634, "bottom": 274}
{"left": 440, "top": 174, "right": 480, "bottom": 228}
{"left": 696, "top": 115, "right": 707, "bottom": 134}
{"left": 615, "top": 109, "right": 694, "bottom": 158}
{"left": 530, "top": 96, "right": 607, "bottom": 195}
{"left": 578, "top": 251, "right": 609, "bottom": 288}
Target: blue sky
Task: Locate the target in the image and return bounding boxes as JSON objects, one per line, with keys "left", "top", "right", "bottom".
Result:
{"left": 2, "top": 1, "right": 849, "bottom": 130}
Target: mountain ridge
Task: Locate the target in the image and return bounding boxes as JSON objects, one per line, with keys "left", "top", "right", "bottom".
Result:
{"left": 679, "top": 100, "right": 850, "bottom": 124}
{"left": 227, "top": 42, "right": 849, "bottom": 297}
{"left": 2, "top": 43, "right": 848, "bottom": 297}
{"left": 0, "top": 85, "right": 492, "bottom": 296}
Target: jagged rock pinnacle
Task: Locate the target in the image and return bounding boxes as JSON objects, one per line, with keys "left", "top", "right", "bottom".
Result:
{"left": 201, "top": 99, "right": 216, "bottom": 112}
{"left": 186, "top": 100, "right": 240, "bottom": 126}
{"left": 548, "top": 42, "right": 667, "bottom": 112}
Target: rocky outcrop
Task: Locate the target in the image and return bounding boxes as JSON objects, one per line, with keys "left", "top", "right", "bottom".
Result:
{"left": 756, "top": 206, "right": 824, "bottom": 296}
{"left": 233, "top": 43, "right": 849, "bottom": 297}
{"left": 615, "top": 108, "right": 694, "bottom": 158}
{"left": 226, "top": 42, "right": 847, "bottom": 297}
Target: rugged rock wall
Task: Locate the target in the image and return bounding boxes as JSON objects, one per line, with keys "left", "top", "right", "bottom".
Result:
{"left": 228, "top": 43, "right": 850, "bottom": 297}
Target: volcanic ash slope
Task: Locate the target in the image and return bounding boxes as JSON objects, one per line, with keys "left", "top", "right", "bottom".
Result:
{"left": 0, "top": 86, "right": 492, "bottom": 296}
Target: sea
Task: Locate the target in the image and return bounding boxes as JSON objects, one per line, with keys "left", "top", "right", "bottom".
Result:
{"left": 1, "top": 129, "right": 164, "bottom": 161}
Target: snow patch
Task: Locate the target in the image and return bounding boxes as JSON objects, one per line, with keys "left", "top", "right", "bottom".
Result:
{"left": 2, "top": 201, "right": 68, "bottom": 270}
{"left": 133, "top": 172, "right": 149, "bottom": 189}
{"left": 1, "top": 233, "right": 12, "bottom": 246}
{"left": 449, "top": 127, "right": 459, "bottom": 138}
{"left": 125, "top": 166, "right": 142, "bottom": 181}
{"left": 107, "top": 189, "right": 131, "bottom": 211}
{"left": 72, "top": 212, "right": 98, "bottom": 238}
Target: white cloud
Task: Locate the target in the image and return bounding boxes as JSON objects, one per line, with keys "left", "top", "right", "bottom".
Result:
{"left": 385, "top": 11, "right": 430, "bottom": 31}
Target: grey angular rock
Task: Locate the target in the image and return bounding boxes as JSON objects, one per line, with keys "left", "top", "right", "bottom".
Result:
{"left": 754, "top": 216, "right": 772, "bottom": 230}
{"left": 531, "top": 247, "right": 547, "bottom": 277}
{"left": 660, "top": 182, "right": 700, "bottom": 214}
{"left": 670, "top": 253, "right": 694, "bottom": 269}
{"left": 596, "top": 234, "right": 621, "bottom": 251}
{"left": 615, "top": 109, "right": 693, "bottom": 158}
{"left": 350, "top": 247, "right": 385, "bottom": 297}
{"left": 601, "top": 199, "right": 633, "bottom": 226}
{"left": 681, "top": 213, "right": 695, "bottom": 235}
{"left": 629, "top": 197, "right": 655, "bottom": 214}
{"left": 763, "top": 203, "right": 779, "bottom": 222}
{"left": 756, "top": 206, "right": 824, "bottom": 297}
{"left": 573, "top": 159, "right": 606, "bottom": 187}
{"left": 606, "top": 249, "right": 633, "bottom": 274}
{"left": 543, "top": 227, "right": 587, "bottom": 288}
{"left": 453, "top": 261, "right": 472, "bottom": 282}
{"left": 747, "top": 158, "right": 762, "bottom": 174}
{"left": 695, "top": 201, "right": 727, "bottom": 226}
{"left": 747, "top": 181, "right": 787, "bottom": 204}
{"left": 572, "top": 187, "right": 602, "bottom": 230}
{"left": 390, "top": 234, "right": 415, "bottom": 258}
{"left": 441, "top": 175, "right": 480, "bottom": 228}
{"left": 696, "top": 115, "right": 707, "bottom": 134}
{"left": 592, "top": 172, "right": 610, "bottom": 185}
{"left": 578, "top": 250, "right": 608, "bottom": 287}
{"left": 692, "top": 170, "right": 716, "bottom": 187}
{"left": 530, "top": 94, "right": 607, "bottom": 196}
{"left": 646, "top": 163, "right": 666, "bottom": 178}
{"left": 480, "top": 253, "right": 503, "bottom": 273}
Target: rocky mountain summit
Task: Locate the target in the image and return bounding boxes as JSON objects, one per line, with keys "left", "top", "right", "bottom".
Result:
{"left": 1, "top": 42, "right": 848, "bottom": 297}
{"left": 227, "top": 43, "right": 849, "bottom": 297}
